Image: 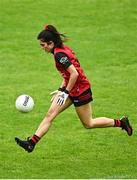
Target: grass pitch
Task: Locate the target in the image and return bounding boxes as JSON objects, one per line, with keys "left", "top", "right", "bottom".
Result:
{"left": 0, "top": 0, "right": 137, "bottom": 178}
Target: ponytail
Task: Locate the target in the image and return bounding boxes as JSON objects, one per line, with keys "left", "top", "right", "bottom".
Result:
{"left": 37, "top": 25, "right": 67, "bottom": 48}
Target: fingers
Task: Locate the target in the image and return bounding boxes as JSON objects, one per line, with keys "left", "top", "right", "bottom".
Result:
{"left": 57, "top": 97, "right": 64, "bottom": 106}
{"left": 50, "top": 96, "right": 55, "bottom": 102}
{"left": 56, "top": 92, "right": 69, "bottom": 106}
{"left": 50, "top": 90, "right": 59, "bottom": 102}
{"left": 50, "top": 90, "right": 58, "bottom": 96}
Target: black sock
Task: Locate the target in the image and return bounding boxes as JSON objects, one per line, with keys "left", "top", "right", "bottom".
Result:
{"left": 114, "top": 119, "right": 121, "bottom": 127}
{"left": 31, "top": 134, "right": 40, "bottom": 145}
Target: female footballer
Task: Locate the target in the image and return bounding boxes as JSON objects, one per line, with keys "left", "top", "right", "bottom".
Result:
{"left": 15, "top": 25, "right": 133, "bottom": 153}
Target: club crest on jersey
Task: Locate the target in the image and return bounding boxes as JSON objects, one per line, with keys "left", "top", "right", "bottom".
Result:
{"left": 60, "top": 57, "right": 68, "bottom": 64}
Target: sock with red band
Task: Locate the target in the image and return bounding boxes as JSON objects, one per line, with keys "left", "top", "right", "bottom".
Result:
{"left": 31, "top": 134, "right": 40, "bottom": 145}
{"left": 114, "top": 119, "right": 121, "bottom": 127}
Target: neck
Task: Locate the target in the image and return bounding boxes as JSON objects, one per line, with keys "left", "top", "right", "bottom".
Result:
{"left": 51, "top": 47, "right": 55, "bottom": 54}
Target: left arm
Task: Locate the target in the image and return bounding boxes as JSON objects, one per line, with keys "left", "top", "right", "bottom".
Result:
{"left": 55, "top": 52, "right": 79, "bottom": 105}
{"left": 65, "top": 64, "right": 79, "bottom": 92}
{"left": 55, "top": 52, "right": 79, "bottom": 93}
{"left": 56, "top": 65, "right": 79, "bottom": 106}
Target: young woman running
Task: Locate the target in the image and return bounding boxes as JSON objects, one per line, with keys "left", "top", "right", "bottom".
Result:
{"left": 15, "top": 25, "right": 133, "bottom": 153}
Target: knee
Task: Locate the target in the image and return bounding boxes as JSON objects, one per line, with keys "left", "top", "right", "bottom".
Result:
{"left": 46, "top": 109, "right": 53, "bottom": 118}
{"left": 82, "top": 119, "right": 94, "bottom": 129}
{"left": 83, "top": 124, "right": 92, "bottom": 129}
{"left": 45, "top": 108, "right": 58, "bottom": 122}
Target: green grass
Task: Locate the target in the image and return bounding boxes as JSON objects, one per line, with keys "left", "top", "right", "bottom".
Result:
{"left": 0, "top": 0, "right": 137, "bottom": 178}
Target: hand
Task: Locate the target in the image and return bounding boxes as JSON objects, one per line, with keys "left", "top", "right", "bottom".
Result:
{"left": 57, "top": 91, "right": 69, "bottom": 106}
{"left": 50, "top": 90, "right": 58, "bottom": 102}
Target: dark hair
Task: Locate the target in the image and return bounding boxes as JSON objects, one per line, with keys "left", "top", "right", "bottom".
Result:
{"left": 37, "top": 25, "right": 67, "bottom": 48}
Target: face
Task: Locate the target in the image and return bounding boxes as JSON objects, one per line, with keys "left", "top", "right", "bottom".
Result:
{"left": 39, "top": 40, "right": 54, "bottom": 53}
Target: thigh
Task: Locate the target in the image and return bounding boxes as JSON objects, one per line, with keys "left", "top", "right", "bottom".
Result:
{"left": 75, "top": 103, "right": 93, "bottom": 124}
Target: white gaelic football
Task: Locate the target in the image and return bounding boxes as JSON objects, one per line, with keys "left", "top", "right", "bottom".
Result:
{"left": 15, "top": 94, "right": 34, "bottom": 112}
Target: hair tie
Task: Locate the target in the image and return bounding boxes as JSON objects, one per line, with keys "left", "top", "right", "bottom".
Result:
{"left": 45, "top": 25, "right": 49, "bottom": 31}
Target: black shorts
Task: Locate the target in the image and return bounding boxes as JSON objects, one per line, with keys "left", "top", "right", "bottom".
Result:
{"left": 69, "top": 88, "right": 93, "bottom": 107}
